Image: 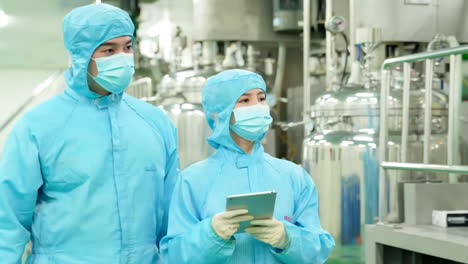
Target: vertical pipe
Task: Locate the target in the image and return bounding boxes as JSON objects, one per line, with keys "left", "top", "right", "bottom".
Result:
{"left": 379, "top": 69, "right": 390, "bottom": 223}
{"left": 303, "top": 0, "right": 311, "bottom": 136}
{"left": 401, "top": 62, "right": 411, "bottom": 163}
{"left": 454, "top": 54, "right": 462, "bottom": 172}
{"left": 325, "top": 0, "right": 333, "bottom": 91}
{"left": 274, "top": 44, "right": 287, "bottom": 102}
{"left": 349, "top": 0, "right": 356, "bottom": 65}
{"left": 448, "top": 55, "right": 461, "bottom": 183}
{"left": 423, "top": 59, "right": 433, "bottom": 164}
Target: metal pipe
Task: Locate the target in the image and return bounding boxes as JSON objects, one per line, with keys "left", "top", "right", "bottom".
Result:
{"left": 274, "top": 44, "right": 287, "bottom": 102}
{"left": 448, "top": 54, "right": 462, "bottom": 183}
{"left": 325, "top": 0, "right": 333, "bottom": 91}
{"left": 454, "top": 54, "right": 462, "bottom": 170}
{"left": 303, "top": 0, "right": 311, "bottom": 136}
{"left": 401, "top": 62, "right": 411, "bottom": 163}
{"left": 448, "top": 55, "right": 456, "bottom": 182}
{"left": 378, "top": 69, "right": 391, "bottom": 223}
{"left": 382, "top": 45, "right": 468, "bottom": 69}
{"left": 381, "top": 162, "right": 468, "bottom": 174}
{"left": 349, "top": 0, "right": 356, "bottom": 65}
{"left": 423, "top": 59, "right": 433, "bottom": 164}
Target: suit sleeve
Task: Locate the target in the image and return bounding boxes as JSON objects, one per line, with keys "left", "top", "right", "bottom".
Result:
{"left": 271, "top": 168, "right": 335, "bottom": 264}
{"left": 160, "top": 176, "right": 235, "bottom": 264}
{"left": 156, "top": 119, "right": 181, "bottom": 245}
{"left": 0, "top": 119, "right": 43, "bottom": 264}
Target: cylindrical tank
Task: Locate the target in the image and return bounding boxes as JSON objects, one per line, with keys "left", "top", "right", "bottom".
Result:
{"left": 156, "top": 68, "right": 216, "bottom": 168}
{"left": 302, "top": 84, "right": 449, "bottom": 244}
{"left": 160, "top": 100, "right": 212, "bottom": 169}
{"left": 192, "top": 0, "right": 296, "bottom": 42}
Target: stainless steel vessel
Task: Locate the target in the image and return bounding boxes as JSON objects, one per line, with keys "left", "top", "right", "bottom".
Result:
{"left": 160, "top": 100, "right": 212, "bottom": 169}
{"left": 156, "top": 68, "right": 216, "bottom": 168}
{"left": 303, "top": 84, "right": 449, "bottom": 244}
{"left": 192, "top": 0, "right": 296, "bottom": 42}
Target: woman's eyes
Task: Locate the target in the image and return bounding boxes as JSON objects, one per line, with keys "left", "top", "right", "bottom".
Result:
{"left": 102, "top": 46, "right": 132, "bottom": 54}
{"left": 238, "top": 97, "right": 265, "bottom": 104}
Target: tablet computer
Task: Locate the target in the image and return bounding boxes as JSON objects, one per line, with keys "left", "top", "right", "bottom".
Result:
{"left": 225, "top": 190, "right": 277, "bottom": 233}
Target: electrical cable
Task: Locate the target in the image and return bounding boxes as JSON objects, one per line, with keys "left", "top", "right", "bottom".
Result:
{"left": 339, "top": 32, "right": 349, "bottom": 88}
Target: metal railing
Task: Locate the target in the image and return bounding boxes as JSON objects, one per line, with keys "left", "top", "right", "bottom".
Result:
{"left": 126, "top": 77, "right": 153, "bottom": 99}
{"left": 378, "top": 45, "right": 468, "bottom": 223}
{"left": 0, "top": 71, "right": 63, "bottom": 133}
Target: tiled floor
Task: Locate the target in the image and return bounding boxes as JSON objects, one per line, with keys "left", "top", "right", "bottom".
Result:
{"left": 326, "top": 244, "right": 365, "bottom": 264}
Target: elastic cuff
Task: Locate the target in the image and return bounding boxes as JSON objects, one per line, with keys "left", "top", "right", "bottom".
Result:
{"left": 203, "top": 217, "right": 235, "bottom": 247}
{"left": 272, "top": 220, "right": 296, "bottom": 254}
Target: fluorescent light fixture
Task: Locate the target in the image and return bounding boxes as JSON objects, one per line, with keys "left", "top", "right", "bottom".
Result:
{"left": 0, "top": 10, "right": 12, "bottom": 28}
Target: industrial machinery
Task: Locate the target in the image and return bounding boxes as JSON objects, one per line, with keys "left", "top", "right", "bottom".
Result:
{"left": 133, "top": 4, "right": 468, "bottom": 261}
{"left": 301, "top": 1, "right": 468, "bottom": 251}
{"left": 303, "top": 81, "right": 449, "bottom": 244}
{"left": 154, "top": 68, "right": 215, "bottom": 169}
{"left": 365, "top": 45, "right": 468, "bottom": 264}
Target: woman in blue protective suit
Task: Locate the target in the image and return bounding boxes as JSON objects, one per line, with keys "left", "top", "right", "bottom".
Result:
{"left": 161, "top": 69, "right": 335, "bottom": 263}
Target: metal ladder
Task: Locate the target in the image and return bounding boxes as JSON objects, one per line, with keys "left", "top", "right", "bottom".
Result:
{"left": 378, "top": 45, "right": 468, "bottom": 223}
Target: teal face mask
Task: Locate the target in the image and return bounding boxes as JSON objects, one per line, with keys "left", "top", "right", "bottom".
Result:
{"left": 230, "top": 103, "right": 273, "bottom": 142}
{"left": 90, "top": 52, "right": 135, "bottom": 94}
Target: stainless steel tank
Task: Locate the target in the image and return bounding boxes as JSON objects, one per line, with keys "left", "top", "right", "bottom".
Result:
{"left": 160, "top": 100, "right": 212, "bottom": 169}
{"left": 303, "top": 84, "right": 449, "bottom": 244}
{"left": 156, "top": 68, "right": 216, "bottom": 168}
{"left": 192, "top": 0, "right": 296, "bottom": 42}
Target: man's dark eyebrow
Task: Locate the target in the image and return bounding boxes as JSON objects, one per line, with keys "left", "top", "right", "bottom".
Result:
{"left": 99, "top": 40, "right": 132, "bottom": 48}
{"left": 99, "top": 42, "right": 118, "bottom": 48}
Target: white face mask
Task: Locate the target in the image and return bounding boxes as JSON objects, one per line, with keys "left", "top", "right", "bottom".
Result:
{"left": 230, "top": 104, "right": 273, "bottom": 141}
{"left": 90, "top": 53, "right": 135, "bottom": 93}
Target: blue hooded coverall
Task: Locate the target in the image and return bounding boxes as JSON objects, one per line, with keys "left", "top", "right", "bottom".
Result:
{"left": 0, "top": 4, "right": 179, "bottom": 264}
{"left": 160, "top": 69, "right": 335, "bottom": 263}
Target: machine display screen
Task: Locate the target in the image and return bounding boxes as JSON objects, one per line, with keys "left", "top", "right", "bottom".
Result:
{"left": 279, "top": 0, "right": 301, "bottom": 10}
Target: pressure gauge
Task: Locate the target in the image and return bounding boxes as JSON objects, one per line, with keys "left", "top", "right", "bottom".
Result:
{"left": 325, "top": 16, "right": 346, "bottom": 34}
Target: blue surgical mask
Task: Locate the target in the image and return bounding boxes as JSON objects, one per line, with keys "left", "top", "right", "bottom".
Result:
{"left": 90, "top": 52, "right": 135, "bottom": 94}
{"left": 230, "top": 103, "right": 273, "bottom": 142}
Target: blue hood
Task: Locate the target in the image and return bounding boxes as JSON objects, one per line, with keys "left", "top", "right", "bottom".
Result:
{"left": 62, "top": 3, "right": 135, "bottom": 98}
{"left": 202, "top": 69, "right": 267, "bottom": 153}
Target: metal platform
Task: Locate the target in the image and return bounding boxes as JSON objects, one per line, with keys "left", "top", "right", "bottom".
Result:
{"left": 365, "top": 224, "right": 468, "bottom": 264}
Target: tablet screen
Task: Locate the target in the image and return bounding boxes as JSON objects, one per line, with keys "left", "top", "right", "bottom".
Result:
{"left": 226, "top": 191, "right": 277, "bottom": 233}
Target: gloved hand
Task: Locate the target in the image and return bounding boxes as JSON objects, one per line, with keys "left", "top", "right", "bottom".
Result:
{"left": 245, "top": 219, "right": 289, "bottom": 249}
{"left": 211, "top": 209, "right": 254, "bottom": 240}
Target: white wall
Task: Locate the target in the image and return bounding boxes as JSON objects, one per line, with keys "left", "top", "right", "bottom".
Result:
{"left": 0, "top": 69, "right": 55, "bottom": 124}
{"left": 0, "top": 0, "right": 96, "bottom": 154}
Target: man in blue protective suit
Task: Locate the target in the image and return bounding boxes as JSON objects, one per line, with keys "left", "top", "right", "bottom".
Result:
{"left": 160, "top": 69, "right": 334, "bottom": 263}
{"left": 0, "top": 4, "right": 179, "bottom": 264}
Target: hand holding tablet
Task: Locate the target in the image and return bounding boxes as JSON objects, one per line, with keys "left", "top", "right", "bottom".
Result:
{"left": 225, "top": 191, "right": 277, "bottom": 233}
